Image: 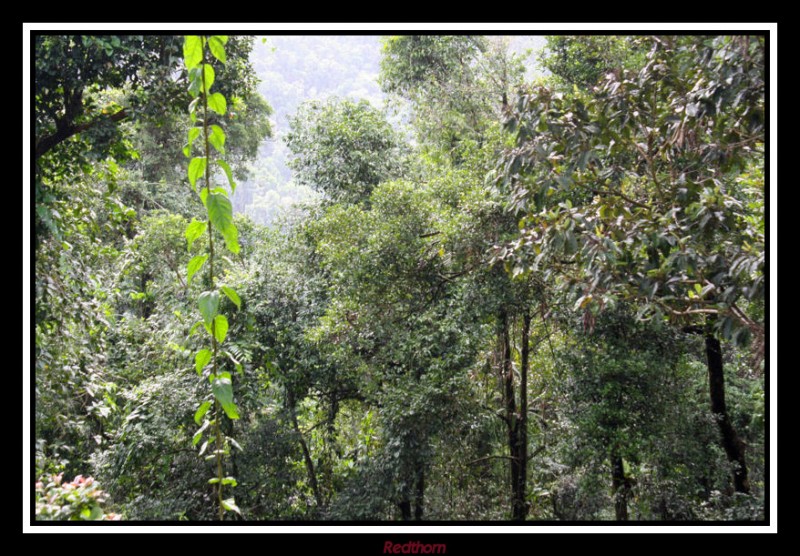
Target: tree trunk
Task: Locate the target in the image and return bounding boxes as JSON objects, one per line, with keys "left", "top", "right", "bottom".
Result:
{"left": 611, "top": 453, "right": 629, "bottom": 521}
{"left": 414, "top": 467, "right": 425, "bottom": 520}
{"left": 398, "top": 500, "right": 412, "bottom": 521}
{"left": 705, "top": 322, "right": 750, "bottom": 494}
{"left": 501, "top": 311, "right": 525, "bottom": 520}
{"left": 513, "top": 312, "right": 530, "bottom": 521}
{"left": 288, "top": 393, "right": 323, "bottom": 509}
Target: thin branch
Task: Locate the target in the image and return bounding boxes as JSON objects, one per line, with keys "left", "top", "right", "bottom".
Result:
{"left": 36, "top": 108, "right": 129, "bottom": 159}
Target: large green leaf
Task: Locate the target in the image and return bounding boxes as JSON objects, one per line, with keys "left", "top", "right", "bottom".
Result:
{"left": 195, "top": 348, "right": 212, "bottom": 374}
{"left": 198, "top": 291, "right": 220, "bottom": 326}
{"left": 185, "top": 220, "right": 207, "bottom": 251}
{"left": 212, "top": 375, "right": 240, "bottom": 419}
{"left": 216, "top": 159, "right": 236, "bottom": 193}
{"left": 212, "top": 314, "right": 228, "bottom": 344}
{"left": 187, "top": 254, "right": 208, "bottom": 285}
{"left": 220, "top": 285, "right": 241, "bottom": 310}
{"left": 207, "top": 193, "right": 240, "bottom": 254}
{"left": 194, "top": 401, "right": 212, "bottom": 426}
{"left": 188, "top": 157, "right": 207, "bottom": 188}
{"left": 208, "top": 125, "right": 226, "bottom": 154}
{"left": 208, "top": 36, "right": 227, "bottom": 64}
{"left": 207, "top": 192, "right": 233, "bottom": 233}
{"left": 183, "top": 36, "right": 203, "bottom": 69}
{"left": 208, "top": 92, "right": 227, "bottom": 116}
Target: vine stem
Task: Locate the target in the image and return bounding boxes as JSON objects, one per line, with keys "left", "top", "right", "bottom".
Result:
{"left": 200, "top": 37, "right": 224, "bottom": 522}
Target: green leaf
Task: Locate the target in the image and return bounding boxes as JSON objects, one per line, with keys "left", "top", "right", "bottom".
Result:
{"left": 208, "top": 92, "right": 227, "bottom": 116}
{"left": 208, "top": 36, "right": 227, "bottom": 64}
{"left": 212, "top": 375, "right": 240, "bottom": 419}
{"left": 220, "top": 285, "right": 241, "bottom": 309}
{"left": 195, "top": 349, "right": 212, "bottom": 375}
{"left": 212, "top": 35, "right": 228, "bottom": 44}
{"left": 183, "top": 36, "right": 203, "bottom": 69}
{"left": 216, "top": 159, "right": 236, "bottom": 193}
{"left": 184, "top": 127, "right": 201, "bottom": 157}
{"left": 185, "top": 219, "right": 207, "bottom": 251}
{"left": 212, "top": 314, "right": 229, "bottom": 344}
{"left": 208, "top": 478, "right": 220, "bottom": 484}
{"left": 198, "top": 291, "right": 220, "bottom": 326}
{"left": 188, "top": 157, "right": 207, "bottom": 188}
{"left": 188, "top": 67, "right": 202, "bottom": 97}
{"left": 194, "top": 401, "right": 212, "bottom": 426}
{"left": 202, "top": 63, "right": 215, "bottom": 94}
{"left": 221, "top": 477, "right": 238, "bottom": 486}
{"left": 208, "top": 125, "right": 226, "bottom": 154}
{"left": 221, "top": 498, "right": 242, "bottom": 515}
{"left": 198, "top": 440, "right": 209, "bottom": 455}
{"left": 187, "top": 254, "right": 208, "bottom": 285}
{"left": 207, "top": 192, "right": 240, "bottom": 254}
{"left": 189, "top": 321, "right": 203, "bottom": 336}
{"left": 207, "top": 192, "right": 233, "bottom": 233}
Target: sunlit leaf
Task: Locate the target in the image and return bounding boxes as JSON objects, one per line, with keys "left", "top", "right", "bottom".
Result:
{"left": 194, "top": 349, "right": 212, "bottom": 375}
{"left": 188, "top": 157, "right": 207, "bottom": 188}
{"left": 183, "top": 36, "right": 203, "bottom": 69}
{"left": 194, "top": 402, "right": 212, "bottom": 427}
{"left": 208, "top": 92, "right": 227, "bottom": 116}
{"left": 221, "top": 498, "right": 241, "bottom": 515}
{"left": 216, "top": 159, "right": 236, "bottom": 193}
{"left": 208, "top": 36, "right": 227, "bottom": 64}
{"left": 220, "top": 285, "right": 241, "bottom": 309}
{"left": 187, "top": 254, "right": 208, "bottom": 285}
{"left": 208, "top": 125, "right": 226, "bottom": 154}
{"left": 212, "top": 375, "right": 239, "bottom": 419}
{"left": 185, "top": 220, "right": 207, "bottom": 251}
{"left": 198, "top": 291, "right": 220, "bottom": 326}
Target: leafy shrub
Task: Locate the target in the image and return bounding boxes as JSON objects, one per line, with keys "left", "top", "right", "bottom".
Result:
{"left": 35, "top": 473, "right": 121, "bottom": 521}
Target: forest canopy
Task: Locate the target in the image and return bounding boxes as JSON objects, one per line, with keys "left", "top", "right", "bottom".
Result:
{"left": 29, "top": 33, "right": 769, "bottom": 525}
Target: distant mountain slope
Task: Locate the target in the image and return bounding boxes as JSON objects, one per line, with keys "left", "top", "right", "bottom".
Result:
{"left": 236, "top": 35, "right": 544, "bottom": 224}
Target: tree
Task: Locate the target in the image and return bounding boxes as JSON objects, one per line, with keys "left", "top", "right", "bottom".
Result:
{"left": 561, "top": 308, "right": 682, "bottom": 520}
{"left": 35, "top": 35, "right": 270, "bottom": 239}
{"left": 380, "top": 35, "right": 522, "bottom": 159}
{"left": 539, "top": 36, "right": 646, "bottom": 90}
{"left": 497, "top": 35, "right": 765, "bottom": 494}
{"left": 285, "top": 98, "right": 405, "bottom": 205}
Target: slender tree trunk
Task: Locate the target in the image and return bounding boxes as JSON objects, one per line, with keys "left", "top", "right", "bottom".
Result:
{"left": 288, "top": 393, "right": 323, "bottom": 509}
{"left": 398, "top": 500, "right": 412, "bottom": 521}
{"left": 513, "top": 311, "right": 531, "bottom": 521}
{"left": 705, "top": 319, "right": 750, "bottom": 494}
{"left": 501, "top": 311, "right": 524, "bottom": 520}
{"left": 611, "top": 453, "right": 629, "bottom": 521}
{"left": 414, "top": 467, "right": 425, "bottom": 520}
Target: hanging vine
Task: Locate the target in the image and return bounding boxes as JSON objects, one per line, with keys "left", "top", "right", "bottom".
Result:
{"left": 183, "top": 35, "right": 243, "bottom": 520}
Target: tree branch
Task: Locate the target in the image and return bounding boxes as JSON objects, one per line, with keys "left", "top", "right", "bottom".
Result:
{"left": 35, "top": 108, "right": 129, "bottom": 160}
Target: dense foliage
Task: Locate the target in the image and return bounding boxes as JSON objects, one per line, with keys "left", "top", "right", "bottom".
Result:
{"left": 32, "top": 34, "right": 767, "bottom": 523}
